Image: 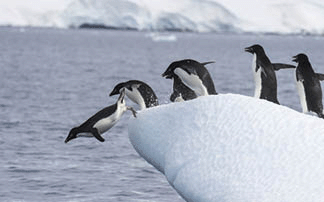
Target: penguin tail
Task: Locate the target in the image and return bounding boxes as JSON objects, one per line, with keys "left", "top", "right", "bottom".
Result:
{"left": 201, "top": 61, "right": 215, "bottom": 66}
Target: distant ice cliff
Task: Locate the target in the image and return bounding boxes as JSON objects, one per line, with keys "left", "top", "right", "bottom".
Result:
{"left": 63, "top": 0, "right": 238, "bottom": 32}
{"left": 2, "top": 0, "right": 324, "bottom": 34}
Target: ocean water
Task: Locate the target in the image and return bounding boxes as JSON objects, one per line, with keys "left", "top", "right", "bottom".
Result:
{"left": 1, "top": 27, "right": 324, "bottom": 202}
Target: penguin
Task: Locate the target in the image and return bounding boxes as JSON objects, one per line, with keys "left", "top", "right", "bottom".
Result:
{"left": 292, "top": 53, "right": 324, "bottom": 118}
{"left": 245, "top": 44, "right": 295, "bottom": 104}
{"left": 162, "top": 59, "right": 217, "bottom": 97}
{"left": 109, "top": 80, "right": 158, "bottom": 110}
{"left": 65, "top": 89, "right": 136, "bottom": 143}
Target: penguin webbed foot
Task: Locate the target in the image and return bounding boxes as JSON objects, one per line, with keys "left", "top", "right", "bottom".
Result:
{"left": 127, "top": 106, "right": 137, "bottom": 118}
{"left": 317, "top": 113, "right": 324, "bottom": 119}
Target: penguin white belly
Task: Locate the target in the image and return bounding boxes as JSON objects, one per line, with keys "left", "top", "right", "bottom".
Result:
{"left": 252, "top": 54, "right": 262, "bottom": 98}
{"left": 77, "top": 133, "right": 93, "bottom": 138}
{"left": 174, "top": 68, "right": 208, "bottom": 96}
{"left": 93, "top": 106, "right": 126, "bottom": 134}
{"left": 296, "top": 80, "right": 308, "bottom": 113}
{"left": 125, "top": 88, "right": 146, "bottom": 110}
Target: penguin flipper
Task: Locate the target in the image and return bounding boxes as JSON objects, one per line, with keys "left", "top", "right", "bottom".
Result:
{"left": 272, "top": 63, "right": 296, "bottom": 71}
{"left": 316, "top": 73, "right": 324, "bottom": 81}
{"left": 91, "top": 128, "right": 105, "bottom": 142}
{"left": 260, "top": 66, "right": 267, "bottom": 78}
{"left": 296, "top": 71, "right": 304, "bottom": 82}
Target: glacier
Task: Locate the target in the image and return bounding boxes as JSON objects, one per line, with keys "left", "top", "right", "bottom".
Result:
{"left": 128, "top": 94, "right": 324, "bottom": 202}
{"left": 2, "top": 0, "right": 324, "bottom": 34}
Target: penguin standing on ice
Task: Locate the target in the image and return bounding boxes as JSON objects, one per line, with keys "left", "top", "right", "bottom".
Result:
{"left": 109, "top": 80, "right": 159, "bottom": 110}
{"left": 245, "top": 44, "right": 295, "bottom": 104}
{"left": 292, "top": 53, "right": 324, "bottom": 118}
{"left": 65, "top": 89, "right": 136, "bottom": 143}
{"left": 162, "top": 59, "right": 217, "bottom": 98}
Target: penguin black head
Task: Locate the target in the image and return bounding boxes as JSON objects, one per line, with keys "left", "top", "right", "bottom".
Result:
{"left": 162, "top": 59, "right": 214, "bottom": 79}
{"left": 244, "top": 44, "right": 265, "bottom": 55}
{"left": 162, "top": 60, "right": 182, "bottom": 79}
{"left": 292, "top": 53, "right": 309, "bottom": 63}
{"left": 162, "top": 59, "right": 199, "bottom": 79}
{"left": 65, "top": 127, "right": 79, "bottom": 143}
{"left": 109, "top": 82, "right": 130, "bottom": 96}
{"left": 110, "top": 80, "right": 146, "bottom": 96}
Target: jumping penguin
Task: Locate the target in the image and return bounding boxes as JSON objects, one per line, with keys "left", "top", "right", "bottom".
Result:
{"left": 292, "top": 53, "right": 324, "bottom": 118}
{"left": 65, "top": 89, "right": 136, "bottom": 143}
{"left": 162, "top": 59, "right": 217, "bottom": 97}
{"left": 109, "top": 80, "right": 158, "bottom": 110}
{"left": 245, "top": 44, "right": 295, "bottom": 104}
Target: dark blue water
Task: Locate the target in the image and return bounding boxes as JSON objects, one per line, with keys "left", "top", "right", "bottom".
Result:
{"left": 1, "top": 27, "right": 324, "bottom": 202}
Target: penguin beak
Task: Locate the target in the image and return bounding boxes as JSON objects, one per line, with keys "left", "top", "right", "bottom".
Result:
{"left": 65, "top": 131, "right": 76, "bottom": 143}
{"left": 109, "top": 87, "right": 119, "bottom": 96}
{"left": 118, "top": 88, "right": 126, "bottom": 102}
{"left": 244, "top": 47, "right": 253, "bottom": 53}
{"left": 162, "top": 70, "right": 173, "bottom": 79}
{"left": 292, "top": 55, "right": 298, "bottom": 63}
{"left": 110, "top": 82, "right": 126, "bottom": 96}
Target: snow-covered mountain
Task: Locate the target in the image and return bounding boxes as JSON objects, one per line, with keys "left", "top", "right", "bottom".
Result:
{"left": 63, "top": 0, "right": 238, "bottom": 32}
{"left": 2, "top": 0, "right": 324, "bottom": 34}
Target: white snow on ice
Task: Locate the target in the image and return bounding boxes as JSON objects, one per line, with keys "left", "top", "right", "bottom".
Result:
{"left": 2, "top": 0, "right": 324, "bottom": 34}
{"left": 128, "top": 94, "right": 324, "bottom": 202}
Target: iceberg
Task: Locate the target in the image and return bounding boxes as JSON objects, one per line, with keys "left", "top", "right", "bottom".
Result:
{"left": 128, "top": 94, "right": 324, "bottom": 202}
